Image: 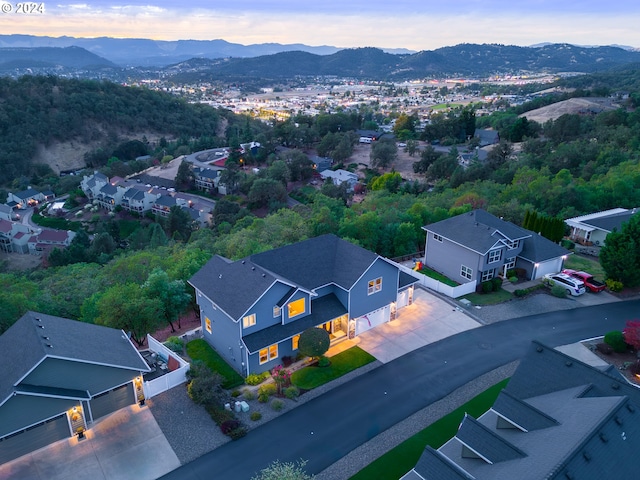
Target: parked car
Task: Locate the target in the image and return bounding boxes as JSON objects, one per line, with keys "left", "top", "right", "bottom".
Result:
{"left": 543, "top": 272, "right": 586, "bottom": 296}
{"left": 562, "top": 269, "right": 606, "bottom": 293}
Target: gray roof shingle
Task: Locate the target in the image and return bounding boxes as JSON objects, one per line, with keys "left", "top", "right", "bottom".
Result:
{"left": 0, "top": 312, "right": 149, "bottom": 407}
{"left": 412, "top": 446, "right": 475, "bottom": 480}
{"left": 519, "top": 232, "right": 570, "bottom": 263}
{"left": 492, "top": 390, "right": 559, "bottom": 431}
{"left": 455, "top": 414, "right": 527, "bottom": 463}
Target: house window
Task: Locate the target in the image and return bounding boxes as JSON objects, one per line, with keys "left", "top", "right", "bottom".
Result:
{"left": 488, "top": 249, "right": 502, "bottom": 263}
{"left": 368, "top": 277, "right": 383, "bottom": 295}
{"left": 292, "top": 335, "right": 300, "bottom": 350}
{"left": 507, "top": 240, "right": 520, "bottom": 249}
{"left": 433, "top": 233, "right": 443, "bottom": 242}
{"left": 505, "top": 257, "right": 516, "bottom": 269}
{"left": 461, "top": 265, "right": 473, "bottom": 280}
{"left": 481, "top": 270, "right": 494, "bottom": 282}
{"left": 205, "top": 317, "right": 212, "bottom": 334}
{"left": 242, "top": 314, "right": 256, "bottom": 328}
{"left": 259, "top": 344, "right": 279, "bottom": 365}
{"left": 287, "top": 298, "right": 306, "bottom": 318}
{"left": 273, "top": 306, "right": 281, "bottom": 318}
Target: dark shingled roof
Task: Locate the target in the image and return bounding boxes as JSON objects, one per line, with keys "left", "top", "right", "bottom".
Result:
{"left": 250, "top": 234, "right": 379, "bottom": 291}
{"left": 518, "top": 232, "right": 571, "bottom": 263}
{"left": 424, "top": 209, "right": 531, "bottom": 255}
{"left": 492, "top": 390, "right": 559, "bottom": 431}
{"left": 455, "top": 413, "right": 527, "bottom": 463}
{"left": 584, "top": 210, "right": 638, "bottom": 233}
{"left": 412, "top": 446, "right": 475, "bottom": 480}
{"left": 399, "top": 271, "right": 420, "bottom": 289}
{"left": 0, "top": 312, "right": 149, "bottom": 408}
{"left": 243, "top": 294, "right": 347, "bottom": 352}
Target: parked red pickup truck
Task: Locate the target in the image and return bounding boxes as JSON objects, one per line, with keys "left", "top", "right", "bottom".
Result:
{"left": 562, "top": 269, "right": 606, "bottom": 293}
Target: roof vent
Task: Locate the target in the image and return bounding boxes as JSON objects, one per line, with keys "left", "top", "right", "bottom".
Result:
{"left": 46, "top": 343, "right": 53, "bottom": 348}
{"left": 37, "top": 325, "right": 44, "bottom": 329}
{"left": 218, "top": 274, "right": 222, "bottom": 279}
{"left": 252, "top": 267, "right": 255, "bottom": 271}
{"left": 627, "top": 404, "right": 636, "bottom": 413}
{"left": 599, "top": 432, "right": 608, "bottom": 443}
{"left": 262, "top": 274, "right": 266, "bottom": 277}
{"left": 582, "top": 451, "right": 591, "bottom": 462}
{"left": 615, "top": 416, "right": 623, "bottom": 426}
{"left": 241, "top": 260, "right": 245, "bottom": 264}
{"left": 612, "top": 383, "right": 620, "bottom": 390}
{"left": 42, "top": 336, "right": 49, "bottom": 340}
{"left": 536, "top": 346, "right": 543, "bottom": 352}
{"left": 565, "top": 361, "right": 573, "bottom": 367}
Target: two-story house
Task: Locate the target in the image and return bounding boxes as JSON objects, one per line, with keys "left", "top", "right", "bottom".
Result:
{"left": 423, "top": 210, "right": 570, "bottom": 285}
{"left": 80, "top": 171, "right": 109, "bottom": 200}
{"left": 189, "top": 234, "right": 419, "bottom": 376}
{"left": 194, "top": 167, "right": 219, "bottom": 192}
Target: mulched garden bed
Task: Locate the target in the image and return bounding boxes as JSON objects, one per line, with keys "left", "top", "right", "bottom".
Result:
{"left": 582, "top": 340, "right": 640, "bottom": 386}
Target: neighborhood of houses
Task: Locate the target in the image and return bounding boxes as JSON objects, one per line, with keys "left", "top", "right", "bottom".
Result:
{"left": 1, "top": 204, "right": 639, "bottom": 471}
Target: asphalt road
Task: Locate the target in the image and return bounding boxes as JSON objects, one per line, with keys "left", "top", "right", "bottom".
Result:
{"left": 161, "top": 300, "right": 639, "bottom": 480}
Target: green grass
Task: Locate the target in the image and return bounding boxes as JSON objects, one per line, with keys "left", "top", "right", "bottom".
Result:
{"left": 461, "top": 288, "right": 514, "bottom": 305}
{"left": 430, "top": 103, "right": 462, "bottom": 111}
{"left": 564, "top": 255, "right": 606, "bottom": 280}
{"left": 291, "top": 346, "right": 376, "bottom": 390}
{"left": 186, "top": 339, "right": 245, "bottom": 389}
{"left": 349, "top": 378, "right": 509, "bottom": 480}
{"left": 417, "top": 267, "right": 459, "bottom": 287}
{"left": 31, "top": 212, "right": 83, "bottom": 231}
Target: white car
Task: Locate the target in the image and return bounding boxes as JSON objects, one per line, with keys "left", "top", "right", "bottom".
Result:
{"left": 543, "top": 273, "right": 586, "bottom": 296}
{"left": 397, "top": 142, "right": 407, "bottom": 148}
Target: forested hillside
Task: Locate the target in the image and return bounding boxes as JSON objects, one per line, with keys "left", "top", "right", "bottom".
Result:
{"left": 0, "top": 76, "right": 230, "bottom": 185}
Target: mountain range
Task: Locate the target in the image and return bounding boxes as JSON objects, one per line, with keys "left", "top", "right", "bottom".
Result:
{"left": 1, "top": 35, "right": 640, "bottom": 80}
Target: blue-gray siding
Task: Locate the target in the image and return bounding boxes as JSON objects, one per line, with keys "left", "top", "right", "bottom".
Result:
{"left": 199, "top": 298, "right": 245, "bottom": 375}
{"left": 350, "top": 258, "right": 399, "bottom": 318}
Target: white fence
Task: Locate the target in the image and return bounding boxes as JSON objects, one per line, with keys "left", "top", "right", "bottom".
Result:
{"left": 143, "top": 335, "right": 190, "bottom": 399}
{"left": 394, "top": 262, "right": 477, "bottom": 299}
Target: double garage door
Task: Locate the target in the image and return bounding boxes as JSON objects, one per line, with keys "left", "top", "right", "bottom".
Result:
{"left": 355, "top": 305, "right": 390, "bottom": 336}
{"left": 0, "top": 414, "right": 70, "bottom": 465}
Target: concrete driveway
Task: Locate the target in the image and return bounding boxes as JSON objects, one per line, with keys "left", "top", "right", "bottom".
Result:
{"left": 0, "top": 405, "right": 180, "bottom": 480}
{"left": 356, "top": 287, "right": 481, "bottom": 363}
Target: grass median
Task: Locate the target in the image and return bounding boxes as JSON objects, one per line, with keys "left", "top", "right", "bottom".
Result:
{"left": 349, "top": 378, "right": 509, "bottom": 480}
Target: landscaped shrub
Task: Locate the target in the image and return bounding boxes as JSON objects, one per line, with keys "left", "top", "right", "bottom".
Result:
{"left": 508, "top": 276, "right": 518, "bottom": 283}
{"left": 630, "top": 361, "right": 640, "bottom": 376}
{"left": 271, "top": 365, "right": 291, "bottom": 395}
{"left": 205, "top": 405, "right": 236, "bottom": 425}
{"left": 561, "top": 239, "right": 575, "bottom": 250}
{"left": 481, "top": 281, "right": 494, "bottom": 294}
{"left": 258, "top": 383, "right": 277, "bottom": 402}
{"left": 606, "top": 279, "right": 624, "bottom": 292}
{"left": 317, "top": 355, "right": 331, "bottom": 367}
{"left": 245, "top": 371, "right": 270, "bottom": 386}
{"left": 604, "top": 331, "right": 629, "bottom": 353}
{"left": 514, "top": 289, "right": 527, "bottom": 297}
{"left": 243, "top": 389, "right": 256, "bottom": 401}
{"left": 220, "top": 419, "right": 241, "bottom": 435}
{"left": 284, "top": 386, "right": 300, "bottom": 400}
{"left": 186, "top": 359, "right": 207, "bottom": 381}
{"left": 186, "top": 339, "right": 245, "bottom": 389}
{"left": 231, "top": 389, "right": 241, "bottom": 398}
{"left": 491, "top": 277, "right": 502, "bottom": 291}
{"left": 270, "top": 399, "right": 284, "bottom": 411}
{"left": 165, "top": 336, "right": 185, "bottom": 354}
{"left": 550, "top": 285, "right": 567, "bottom": 298}
{"left": 282, "top": 355, "right": 293, "bottom": 367}
{"left": 187, "top": 370, "right": 224, "bottom": 406}
{"left": 227, "top": 426, "right": 247, "bottom": 440}
{"left": 596, "top": 342, "right": 614, "bottom": 355}
{"left": 250, "top": 411, "right": 262, "bottom": 421}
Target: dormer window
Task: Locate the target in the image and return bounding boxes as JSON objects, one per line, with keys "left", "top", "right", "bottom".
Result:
{"left": 287, "top": 298, "right": 305, "bottom": 318}
{"left": 507, "top": 239, "right": 520, "bottom": 249}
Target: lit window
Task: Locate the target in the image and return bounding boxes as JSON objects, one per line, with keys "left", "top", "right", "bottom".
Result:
{"left": 368, "top": 277, "right": 382, "bottom": 295}
{"left": 461, "top": 265, "right": 473, "bottom": 280}
{"left": 433, "top": 233, "right": 443, "bottom": 242}
{"left": 205, "top": 317, "right": 212, "bottom": 334}
{"left": 259, "top": 344, "right": 279, "bottom": 365}
{"left": 292, "top": 335, "right": 300, "bottom": 350}
{"left": 488, "top": 249, "right": 502, "bottom": 263}
{"left": 287, "top": 298, "right": 305, "bottom": 318}
{"left": 273, "top": 306, "right": 281, "bottom": 318}
{"left": 243, "top": 314, "right": 256, "bottom": 328}
{"left": 481, "top": 270, "right": 494, "bottom": 282}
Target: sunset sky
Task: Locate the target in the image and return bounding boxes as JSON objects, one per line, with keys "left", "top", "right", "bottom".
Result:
{"left": 0, "top": 0, "right": 638, "bottom": 51}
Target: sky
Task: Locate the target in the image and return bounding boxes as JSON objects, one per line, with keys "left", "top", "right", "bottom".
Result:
{"left": 0, "top": 0, "right": 638, "bottom": 51}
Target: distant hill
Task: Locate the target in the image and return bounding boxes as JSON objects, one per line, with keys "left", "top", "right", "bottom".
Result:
{"left": 167, "top": 43, "right": 640, "bottom": 81}
{"left": 0, "top": 46, "right": 115, "bottom": 72}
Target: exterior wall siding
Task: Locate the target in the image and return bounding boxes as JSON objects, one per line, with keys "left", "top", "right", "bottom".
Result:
{"left": 247, "top": 336, "right": 300, "bottom": 375}
{"left": 21, "top": 359, "right": 138, "bottom": 395}
{"left": 349, "top": 258, "right": 398, "bottom": 318}
{"left": 197, "top": 294, "right": 244, "bottom": 375}
{"left": 314, "top": 284, "right": 349, "bottom": 307}
{"left": 240, "top": 282, "right": 296, "bottom": 335}
{"left": 425, "top": 235, "right": 483, "bottom": 283}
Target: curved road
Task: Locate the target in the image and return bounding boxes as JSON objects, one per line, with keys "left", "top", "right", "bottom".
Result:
{"left": 161, "top": 300, "right": 639, "bottom": 480}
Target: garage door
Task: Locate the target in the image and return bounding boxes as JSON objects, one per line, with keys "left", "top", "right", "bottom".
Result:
{"left": 397, "top": 289, "right": 410, "bottom": 309}
{"left": 356, "top": 305, "right": 390, "bottom": 336}
{"left": 91, "top": 383, "right": 135, "bottom": 420}
{"left": 0, "top": 414, "right": 70, "bottom": 464}
{"left": 534, "top": 259, "right": 562, "bottom": 279}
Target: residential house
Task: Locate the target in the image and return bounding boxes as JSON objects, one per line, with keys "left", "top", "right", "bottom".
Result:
{"left": 320, "top": 169, "right": 359, "bottom": 191}
{"left": 0, "top": 312, "right": 150, "bottom": 464}
{"left": 403, "top": 340, "right": 640, "bottom": 480}
{"left": 0, "top": 204, "right": 13, "bottom": 221}
{"left": 80, "top": 171, "right": 109, "bottom": 200}
{"left": 457, "top": 149, "right": 488, "bottom": 168}
{"left": 120, "top": 185, "right": 160, "bottom": 214}
{"left": 95, "top": 183, "right": 123, "bottom": 211}
{"left": 28, "top": 229, "right": 76, "bottom": 256}
{"left": 310, "top": 155, "right": 332, "bottom": 173}
{"left": 565, "top": 207, "right": 639, "bottom": 246}
{"left": 474, "top": 128, "right": 500, "bottom": 147}
{"left": 423, "top": 210, "right": 570, "bottom": 285}
{"left": 152, "top": 194, "right": 188, "bottom": 218}
{"left": 194, "top": 168, "right": 219, "bottom": 192}
{"left": 6, "top": 188, "right": 46, "bottom": 210}
{"left": 0, "top": 219, "right": 38, "bottom": 254}
{"left": 189, "top": 234, "right": 419, "bottom": 376}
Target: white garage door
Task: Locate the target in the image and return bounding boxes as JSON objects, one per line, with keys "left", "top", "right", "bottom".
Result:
{"left": 534, "top": 259, "right": 562, "bottom": 279}
{"left": 356, "top": 305, "right": 390, "bottom": 336}
{"left": 397, "top": 289, "right": 409, "bottom": 309}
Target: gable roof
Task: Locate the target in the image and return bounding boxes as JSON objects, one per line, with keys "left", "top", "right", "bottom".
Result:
{"left": 491, "top": 390, "right": 559, "bottom": 432}
{"left": 424, "top": 210, "right": 531, "bottom": 255}
{"left": 455, "top": 413, "right": 527, "bottom": 463}
{"left": 584, "top": 210, "right": 639, "bottom": 233}
{"left": 0, "top": 312, "right": 149, "bottom": 408}
{"left": 518, "top": 232, "right": 570, "bottom": 263}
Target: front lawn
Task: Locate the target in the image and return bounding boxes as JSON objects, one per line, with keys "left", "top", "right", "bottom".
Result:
{"left": 349, "top": 378, "right": 509, "bottom": 480}
{"left": 186, "top": 339, "right": 244, "bottom": 389}
{"left": 31, "top": 212, "right": 83, "bottom": 231}
{"left": 564, "top": 255, "right": 606, "bottom": 280}
{"left": 461, "top": 288, "right": 513, "bottom": 305}
{"left": 291, "top": 346, "right": 376, "bottom": 390}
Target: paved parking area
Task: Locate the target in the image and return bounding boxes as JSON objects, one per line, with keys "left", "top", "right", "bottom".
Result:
{"left": 356, "top": 288, "right": 481, "bottom": 363}
{"left": 0, "top": 405, "right": 179, "bottom": 480}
